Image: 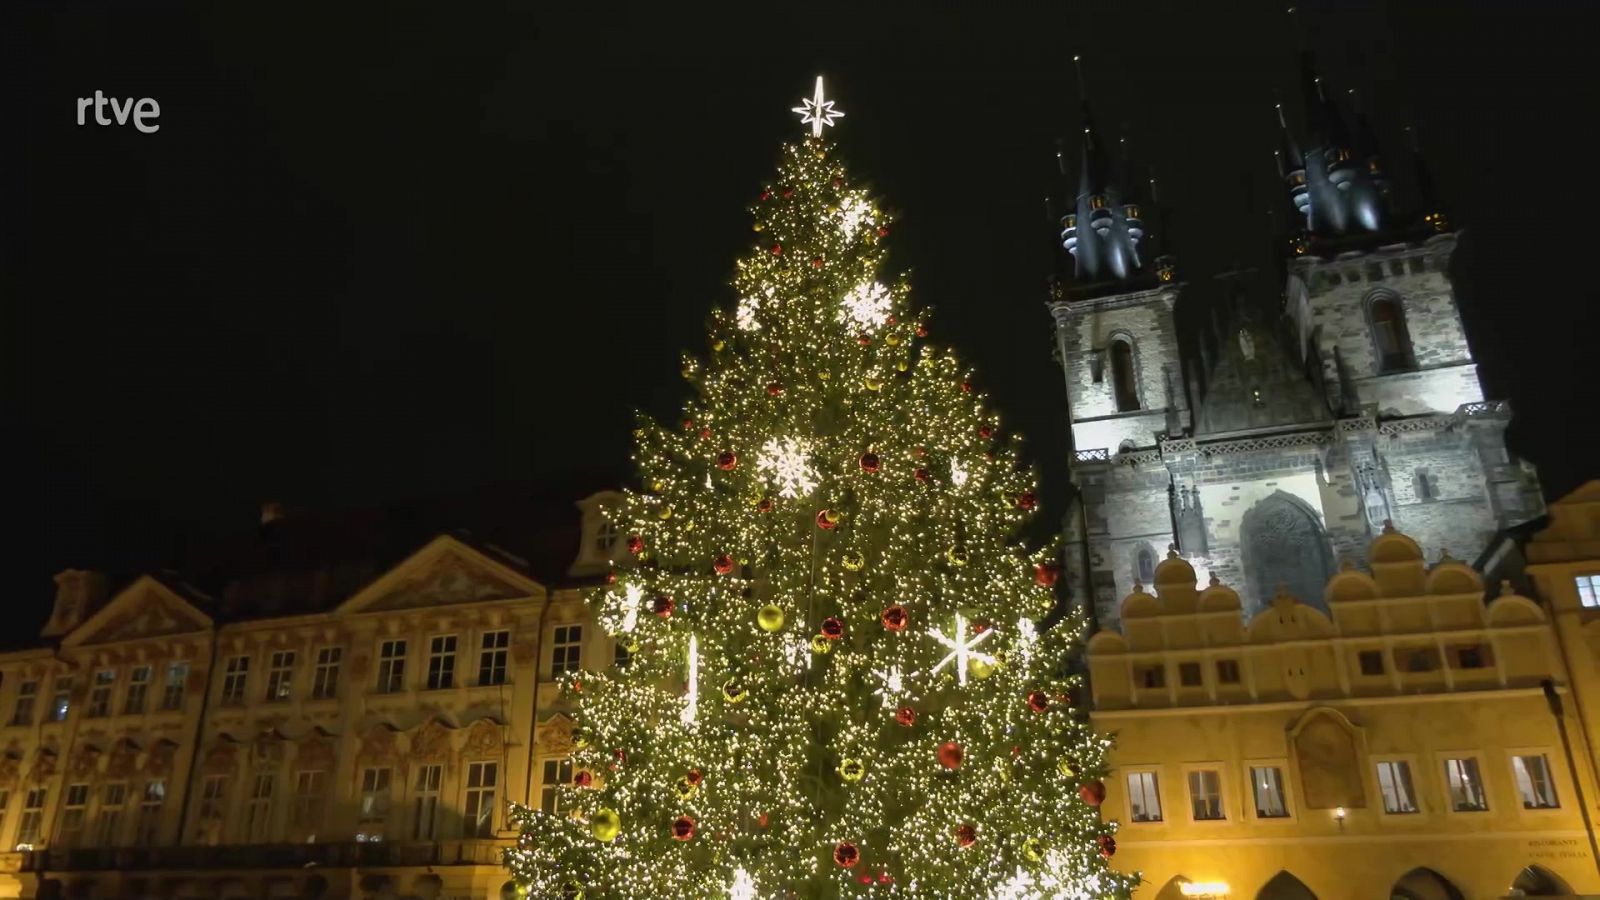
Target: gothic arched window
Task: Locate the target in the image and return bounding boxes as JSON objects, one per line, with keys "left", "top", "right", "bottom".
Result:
{"left": 1239, "top": 492, "right": 1334, "bottom": 616}
{"left": 1109, "top": 338, "right": 1140, "bottom": 412}
{"left": 1367, "top": 293, "right": 1414, "bottom": 374}
{"left": 1134, "top": 543, "right": 1157, "bottom": 586}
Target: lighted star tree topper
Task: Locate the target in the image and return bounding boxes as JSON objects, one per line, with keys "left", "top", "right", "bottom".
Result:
{"left": 504, "top": 76, "right": 1135, "bottom": 900}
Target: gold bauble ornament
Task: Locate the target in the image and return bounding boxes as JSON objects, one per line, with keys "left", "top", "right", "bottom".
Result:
{"left": 632, "top": 427, "right": 646, "bottom": 439}
{"left": 722, "top": 679, "right": 748, "bottom": 703}
{"left": 841, "top": 552, "right": 864, "bottom": 572}
{"left": 623, "top": 638, "right": 640, "bottom": 654}
{"left": 886, "top": 333, "right": 902, "bottom": 346}
{"left": 651, "top": 480, "right": 665, "bottom": 492}
{"left": 1022, "top": 837, "right": 1045, "bottom": 862}
{"left": 896, "top": 360, "right": 909, "bottom": 372}
{"left": 560, "top": 881, "right": 581, "bottom": 900}
{"left": 946, "top": 546, "right": 970, "bottom": 567}
{"left": 757, "top": 604, "right": 786, "bottom": 633}
{"left": 712, "top": 339, "right": 725, "bottom": 351}
{"left": 752, "top": 222, "right": 764, "bottom": 232}
{"left": 969, "top": 657, "right": 996, "bottom": 680}
{"left": 590, "top": 808, "right": 621, "bottom": 842}
{"left": 675, "top": 776, "right": 699, "bottom": 800}
{"left": 811, "top": 634, "right": 832, "bottom": 654}
{"left": 571, "top": 728, "right": 592, "bottom": 750}
{"left": 864, "top": 376, "right": 883, "bottom": 391}
{"left": 658, "top": 505, "right": 673, "bottom": 520}
{"left": 818, "top": 369, "right": 831, "bottom": 381}
{"left": 838, "top": 759, "right": 865, "bottom": 783}
{"left": 1057, "top": 758, "right": 1077, "bottom": 779}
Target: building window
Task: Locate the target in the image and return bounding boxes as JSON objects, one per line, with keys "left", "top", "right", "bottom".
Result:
{"left": 358, "top": 767, "right": 392, "bottom": 841}
{"left": 377, "top": 640, "right": 407, "bottom": 693}
{"left": 16, "top": 787, "right": 46, "bottom": 848}
{"left": 220, "top": 656, "right": 250, "bottom": 706}
{"left": 1188, "top": 770, "right": 1224, "bottom": 820}
{"left": 1512, "top": 755, "right": 1560, "bottom": 809}
{"left": 1251, "top": 766, "right": 1289, "bottom": 818}
{"left": 196, "top": 775, "right": 228, "bottom": 844}
{"left": 95, "top": 783, "right": 125, "bottom": 847}
{"left": 1216, "top": 659, "right": 1240, "bottom": 685}
{"left": 1126, "top": 771, "right": 1162, "bottom": 822}
{"left": 1134, "top": 544, "right": 1156, "bottom": 586}
{"left": 614, "top": 641, "right": 632, "bottom": 669}
{"left": 292, "top": 771, "right": 326, "bottom": 838}
{"left": 311, "top": 647, "right": 341, "bottom": 700}
{"left": 539, "top": 759, "right": 573, "bottom": 815}
{"left": 1178, "top": 662, "right": 1202, "bottom": 687}
{"left": 1445, "top": 757, "right": 1489, "bottom": 811}
{"left": 1358, "top": 650, "right": 1385, "bottom": 676}
{"left": 594, "top": 520, "right": 621, "bottom": 556}
{"left": 57, "top": 783, "right": 89, "bottom": 846}
{"left": 124, "top": 665, "right": 151, "bottom": 715}
{"left": 1453, "top": 645, "right": 1490, "bottom": 670}
{"left": 1369, "top": 294, "right": 1413, "bottom": 373}
{"left": 1399, "top": 647, "right": 1441, "bottom": 673}
{"left": 1110, "top": 338, "right": 1140, "bottom": 412}
{"left": 161, "top": 662, "right": 188, "bottom": 711}
{"left": 87, "top": 669, "right": 115, "bottom": 718}
{"left": 135, "top": 779, "right": 165, "bottom": 846}
{"left": 552, "top": 625, "right": 583, "bottom": 677}
{"left": 265, "top": 650, "right": 295, "bottom": 702}
{"left": 1577, "top": 575, "right": 1600, "bottom": 609}
{"left": 464, "top": 761, "right": 499, "bottom": 838}
{"left": 427, "top": 636, "right": 457, "bottom": 690}
{"left": 10, "top": 681, "right": 36, "bottom": 726}
{"left": 50, "top": 676, "right": 72, "bottom": 721}
{"left": 245, "top": 773, "right": 275, "bottom": 842}
{"left": 1135, "top": 665, "right": 1165, "bottom": 690}
{"left": 1376, "top": 760, "right": 1419, "bottom": 814}
{"left": 478, "top": 631, "right": 510, "bottom": 686}
{"left": 412, "top": 764, "right": 442, "bottom": 840}
{"left": 1414, "top": 467, "right": 1439, "bottom": 502}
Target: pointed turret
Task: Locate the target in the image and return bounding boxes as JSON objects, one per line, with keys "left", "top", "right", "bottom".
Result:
{"left": 1055, "top": 55, "right": 1157, "bottom": 286}
{"left": 1407, "top": 125, "right": 1450, "bottom": 233}
{"left": 1280, "top": 50, "right": 1389, "bottom": 238}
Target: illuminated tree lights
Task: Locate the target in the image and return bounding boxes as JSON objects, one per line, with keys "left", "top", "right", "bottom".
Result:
{"left": 504, "top": 79, "right": 1134, "bottom": 899}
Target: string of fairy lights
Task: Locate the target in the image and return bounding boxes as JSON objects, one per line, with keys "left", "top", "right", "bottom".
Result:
{"left": 503, "top": 77, "right": 1135, "bottom": 899}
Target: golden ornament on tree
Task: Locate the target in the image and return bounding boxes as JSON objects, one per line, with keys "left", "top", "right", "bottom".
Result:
{"left": 589, "top": 808, "right": 621, "bottom": 842}
{"left": 837, "top": 758, "right": 865, "bottom": 782}
{"left": 811, "top": 634, "right": 832, "bottom": 654}
{"left": 757, "top": 604, "right": 786, "bottom": 632}
{"left": 722, "top": 679, "right": 748, "bottom": 704}
{"left": 841, "top": 552, "right": 864, "bottom": 572}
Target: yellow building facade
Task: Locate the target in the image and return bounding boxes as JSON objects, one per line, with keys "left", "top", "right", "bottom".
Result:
{"left": 1086, "top": 483, "right": 1600, "bottom": 900}
{"left": 0, "top": 492, "right": 626, "bottom": 900}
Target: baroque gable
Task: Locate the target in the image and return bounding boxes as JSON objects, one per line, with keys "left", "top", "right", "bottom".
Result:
{"left": 62, "top": 576, "right": 213, "bottom": 648}
{"left": 339, "top": 535, "right": 543, "bottom": 614}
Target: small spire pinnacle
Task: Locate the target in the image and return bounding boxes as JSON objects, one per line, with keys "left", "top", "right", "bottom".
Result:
{"left": 1073, "top": 54, "right": 1087, "bottom": 101}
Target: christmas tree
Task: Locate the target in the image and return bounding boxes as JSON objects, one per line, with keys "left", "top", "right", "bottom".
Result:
{"left": 505, "top": 78, "right": 1136, "bottom": 900}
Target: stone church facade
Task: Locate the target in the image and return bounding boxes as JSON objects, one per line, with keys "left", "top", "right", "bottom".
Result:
{"left": 1046, "top": 52, "right": 1545, "bottom": 630}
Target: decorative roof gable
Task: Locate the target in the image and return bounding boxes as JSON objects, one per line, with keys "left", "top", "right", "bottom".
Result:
{"left": 61, "top": 575, "right": 213, "bottom": 648}
{"left": 337, "top": 534, "right": 544, "bottom": 615}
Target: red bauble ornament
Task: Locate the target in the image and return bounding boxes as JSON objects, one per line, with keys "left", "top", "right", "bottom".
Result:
{"left": 878, "top": 871, "right": 892, "bottom": 885}
{"left": 878, "top": 226, "right": 890, "bottom": 238}
{"left": 915, "top": 324, "right": 928, "bottom": 338}
{"left": 857, "top": 335, "right": 872, "bottom": 346}
{"left": 758, "top": 812, "right": 770, "bottom": 828}
{"left": 713, "top": 554, "right": 735, "bottom": 575}
{"left": 573, "top": 770, "right": 593, "bottom": 787}
{"left": 685, "top": 769, "right": 703, "bottom": 786}
{"left": 895, "top": 706, "right": 918, "bottom": 727}
{"left": 858, "top": 874, "right": 874, "bottom": 886}
{"left": 913, "top": 446, "right": 927, "bottom": 458}
{"left": 960, "top": 381, "right": 973, "bottom": 393}
{"left": 1098, "top": 834, "right": 1117, "bottom": 859}
{"left": 970, "top": 619, "right": 991, "bottom": 635}
{"left": 653, "top": 595, "right": 675, "bottom": 617}
{"left": 833, "top": 177, "right": 844, "bottom": 189}
{"left": 833, "top": 842, "right": 860, "bottom": 869}
{"left": 820, "top": 617, "right": 844, "bottom": 640}
{"left": 717, "top": 451, "right": 738, "bottom": 470}
{"left": 782, "top": 188, "right": 794, "bottom": 199}
{"left": 1027, "top": 691, "right": 1050, "bottom": 713}
{"left": 682, "top": 418, "right": 695, "bottom": 430}
{"left": 886, "top": 315, "right": 897, "bottom": 325}
{"left": 613, "top": 748, "right": 627, "bottom": 765}
{"left": 859, "top": 452, "right": 881, "bottom": 473}
{"left": 938, "top": 741, "right": 964, "bottom": 770}
{"left": 978, "top": 424, "right": 994, "bottom": 440}
{"left": 1018, "top": 492, "right": 1038, "bottom": 510}
{"left": 913, "top": 468, "right": 931, "bottom": 483}
{"left": 626, "top": 535, "right": 644, "bottom": 555}
{"left": 757, "top": 498, "right": 774, "bottom": 513}
{"left": 766, "top": 382, "right": 783, "bottom": 396}
{"left": 698, "top": 427, "right": 712, "bottom": 440}
{"left": 1079, "top": 780, "right": 1107, "bottom": 807}
{"left": 672, "top": 816, "right": 696, "bottom": 841}
{"left": 1034, "top": 563, "right": 1060, "bottom": 587}
{"left": 605, "top": 572, "right": 617, "bottom": 584}
{"left": 955, "top": 823, "right": 977, "bottom": 848}
{"left": 880, "top": 605, "right": 908, "bottom": 632}
{"left": 816, "top": 509, "right": 840, "bottom": 530}
{"left": 812, "top": 256, "right": 825, "bottom": 268}
{"left": 759, "top": 189, "right": 772, "bottom": 201}
{"left": 770, "top": 244, "right": 783, "bottom": 256}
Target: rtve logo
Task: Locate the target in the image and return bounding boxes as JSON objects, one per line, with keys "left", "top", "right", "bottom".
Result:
{"left": 76, "top": 91, "right": 160, "bottom": 133}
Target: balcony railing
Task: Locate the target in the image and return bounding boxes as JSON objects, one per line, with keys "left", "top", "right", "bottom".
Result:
{"left": 26, "top": 838, "right": 511, "bottom": 873}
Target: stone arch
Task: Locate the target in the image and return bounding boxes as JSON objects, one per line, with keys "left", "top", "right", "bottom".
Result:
{"left": 1133, "top": 541, "right": 1158, "bottom": 586}
{"left": 1390, "top": 867, "right": 1464, "bottom": 900}
{"left": 1107, "top": 330, "right": 1142, "bottom": 412}
{"left": 1257, "top": 871, "right": 1317, "bottom": 900}
{"left": 1365, "top": 289, "right": 1415, "bottom": 374}
{"left": 1240, "top": 491, "right": 1334, "bottom": 617}
{"left": 1509, "top": 864, "right": 1571, "bottom": 896}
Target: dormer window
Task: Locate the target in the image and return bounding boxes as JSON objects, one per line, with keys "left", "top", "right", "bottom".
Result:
{"left": 594, "top": 520, "right": 621, "bottom": 556}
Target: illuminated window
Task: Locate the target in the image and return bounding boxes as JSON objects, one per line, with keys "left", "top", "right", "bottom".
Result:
{"left": 1251, "top": 766, "right": 1289, "bottom": 818}
{"left": 50, "top": 676, "right": 72, "bottom": 721}
{"left": 1513, "top": 755, "right": 1559, "bottom": 809}
{"left": 1126, "top": 771, "right": 1162, "bottom": 822}
{"left": 265, "top": 651, "right": 295, "bottom": 702}
{"left": 1577, "top": 575, "right": 1600, "bottom": 608}
{"left": 426, "top": 636, "right": 457, "bottom": 690}
{"left": 1090, "top": 195, "right": 1107, "bottom": 210}
{"left": 1369, "top": 294, "right": 1413, "bottom": 373}
{"left": 464, "top": 761, "right": 499, "bottom": 838}
{"left": 1110, "top": 338, "right": 1139, "bottom": 412}
{"left": 1125, "top": 204, "right": 1141, "bottom": 219}
{"left": 552, "top": 625, "right": 583, "bottom": 677}
{"left": 377, "top": 640, "right": 407, "bottom": 693}
{"left": 124, "top": 665, "right": 151, "bottom": 715}
{"left": 1376, "top": 760, "right": 1418, "bottom": 813}
{"left": 1188, "top": 770, "right": 1224, "bottom": 820}
{"left": 1445, "top": 757, "right": 1489, "bottom": 811}
{"left": 540, "top": 759, "right": 573, "bottom": 815}
{"left": 220, "top": 656, "right": 249, "bottom": 706}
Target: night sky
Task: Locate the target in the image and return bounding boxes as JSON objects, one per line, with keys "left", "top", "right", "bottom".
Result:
{"left": 5, "top": 1, "right": 1597, "bottom": 619}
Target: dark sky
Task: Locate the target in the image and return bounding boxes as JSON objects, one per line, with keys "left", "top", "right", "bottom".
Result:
{"left": 5, "top": 1, "right": 1597, "bottom": 618}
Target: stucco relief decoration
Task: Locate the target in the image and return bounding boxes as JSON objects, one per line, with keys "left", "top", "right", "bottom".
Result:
{"left": 410, "top": 719, "right": 454, "bottom": 764}
{"left": 144, "top": 739, "right": 178, "bottom": 775}
{"left": 462, "top": 720, "right": 505, "bottom": 759}
{"left": 359, "top": 725, "right": 399, "bottom": 767}
{"left": 253, "top": 731, "right": 288, "bottom": 768}
{"left": 202, "top": 738, "right": 239, "bottom": 775}
{"left": 1291, "top": 709, "right": 1367, "bottom": 809}
{"left": 371, "top": 551, "right": 525, "bottom": 611}
{"left": 534, "top": 714, "right": 576, "bottom": 757}
{"left": 69, "top": 744, "right": 102, "bottom": 778}
{"left": 296, "top": 735, "right": 336, "bottom": 772}
{"left": 28, "top": 748, "right": 58, "bottom": 782}
{"left": 108, "top": 739, "right": 141, "bottom": 779}
{"left": 0, "top": 752, "right": 22, "bottom": 787}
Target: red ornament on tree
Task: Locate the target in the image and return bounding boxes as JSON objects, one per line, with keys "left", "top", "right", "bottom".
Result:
{"left": 859, "top": 452, "right": 881, "bottom": 473}
{"left": 857, "top": 335, "right": 871, "bottom": 346}
{"left": 912, "top": 446, "right": 927, "bottom": 458}
{"left": 820, "top": 617, "right": 844, "bottom": 640}
{"left": 1079, "top": 780, "right": 1107, "bottom": 807}
{"left": 573, "top": 770, "right": 593, "bottom": 787}
{"left": 757, "top": 812, "right": 770, "bottom": 828}
{"left": 878, "top": 871, "right": 893, "bottom": 885}
{"left": 770, "top": 244, "right": 783, "bottom": 255}
{"left": 766, "top": 381, "right": 783, "bottom": 396}
{"left": 960, "top": 381, "right": 973, "bottom": 393}
{"left": 880, "top": 605, "right": 908, "bottom": 632}
{"left": 895, "top": 706, "right": 917, "bottom": 727}
{"left": 782, "top": 187, "right": 794, "bottom": 199}
{"left": 955, "top": 823, "right": 977, "bottom": 848}
{"left": 1098, "top": 834, "right": 1117, "bottom": 859}
{"left": 858, "top": 874, "right": 874, "bottom": 886}
{"left": 1017, "top": 492, "right": 1038, "bottom": 510}
{"left": 913, "top": 468, "right": 931, "bottom": 483}
{"left": 759, "top": 189, "right": 772, "bottom": 201}
{"left": 672, "top": 816, "right": 696, "bottom": 841}
{"left": 626, "top": 535, "right": 644, "bottom": 555}
{"left": 878, "top": 226, "right": 890, "bottom": 238}
{"left": 757, "top": 497, "right": 774, "bottom": 513}
{"left": 605, "top": 571, "right": 617, "bottom": 584}
{"left": 915, "top": 324, "right": 928, "bottom": 338}
{"left": 1027, "top": 691, "right": 1050, "bottom": 713}
{"left": 717, "top": 451, "right": 738, "bottom": 470}
{"left": 938, "top": 741, "right": 964, "bottom": 770}
{"left": 816, "top": 509, "right": 840, "bottom": 530}
{"left": 832, "top": 177, "right": 844, "bottom": 189}
{"left": 812, "top": 256, "right": 825, "bottom": 268}
{"left": 652, "top": 595, "right": 675, "bottom": 618}
{"left": 682, "top": 418, "right": 695, "bottom": 431}
{"left": 833, "top": 842, "right": 860, "bottom": 869}
{"left": 970, "top": 619, "right": 991, "bottom": 635}
{"left": 978, "top": 424, "right": 993, "bottom": 440}
{"left": 1034, "top": 563, "right": 1060, "bottom": 587}
{"left": 698, "top": 427, "right": 712, "bottom": 440}
{"left": 713, "top": 554, "right": 735, "bottom": 575}
{"left": 685, "top": 769, "right": 703, "bottom": 786}
{"left": 613, "top": 748, "right": 627, "bottom": 767}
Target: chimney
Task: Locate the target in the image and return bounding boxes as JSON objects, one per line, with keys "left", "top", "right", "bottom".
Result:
{"left": 43, "top": 569, "right": 109, "bottom": 638}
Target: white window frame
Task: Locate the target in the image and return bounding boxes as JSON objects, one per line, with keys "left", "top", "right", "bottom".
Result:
{"left": 265, "top": 650, "right": 296, "bottom": 702}
{"left": 377, "top": 640, "right": 407, "bottom": 693}
{"left": 10, "top": 680, "right": 36, "bottom": 726}
{"left": 478, "top": 630, "right": 510, "bottom": 686}
{"left": 87, "top": 669, "right": 115, "bottom": 718}
{"left": 135, "top": 778, "right": 165, "bottom": 846}
{"left": 1509, "top": 749, "right": 1561, "bottom": 811}
{"left": 357, "top": 766, "right": 392, "bottom": 841}
{"left": 160, "top": 662, "right": 188, "bottom": 711}
{"left": 220, "top": 656, "right": 250, "bottom": 706}
{"left": 1123, "top": 767, "right": 1164, "bottom": 824}
{"left": 95, "top": 782, "right": 126, "bottom": 846}
{"left": 311, "top": 647, "right": 342, "bottom": 700}
{"left": 1246, "top": 761, "right": 1293, "bottom": 821}
{"left": 1442, "top": 753, "right": 1490, "bottom": 813}
{"left": 124, "top": 665, "right": 151, "bottom": 715}
{"left": 463, "top": 761, "right": 499, "bottom": 838}
{"left": 411, "top": 763, "right": 442, "bottom": 840}
{"left": 1577, "top": 574, "right": 1600, "bottom": 609}
{"left": 1183, "top": 765, "right": 1227, "bottom": 822}
{"left": 539, "top": 758, "right": 573, "bottom": 816}
{"left": 57, "top": 782, "right": 89, "bottom": 846}
{"left": 1374, "top": 757, "right": 1421, "bottom": 814}
{"left": 551, "top": 624, "right": 583, "bottom": 677}
{"left": 426, "top": 635, "right": 457, "bottom": 691}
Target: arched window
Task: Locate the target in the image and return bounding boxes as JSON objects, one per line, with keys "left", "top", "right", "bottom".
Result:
{"left": 1134, "top": 543, "right": 1157, "bottom": 586}
{"left": 1368, "top": 293, "right": 1414, "bottom": 373}
{"left": 1109, "top": 338, "right": 1139, "bottom": 412}
{"left": 1510, "top": 864, "right": 1571, "bottom": 896}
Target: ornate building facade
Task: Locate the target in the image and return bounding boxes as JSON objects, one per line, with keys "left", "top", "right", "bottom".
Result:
{"left": 1046, "top": 51, "right": 1544, "bottom": 631}
{"left": 0, "top": 490, "right": 627, "bottom": 900}
{"left": 1086, "top": 483, "right": 1600, "bottom": 899}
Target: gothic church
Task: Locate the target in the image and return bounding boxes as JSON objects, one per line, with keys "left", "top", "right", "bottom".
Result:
{"left": 1045, "top": 52, "right": 1546, "bottom": 630}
